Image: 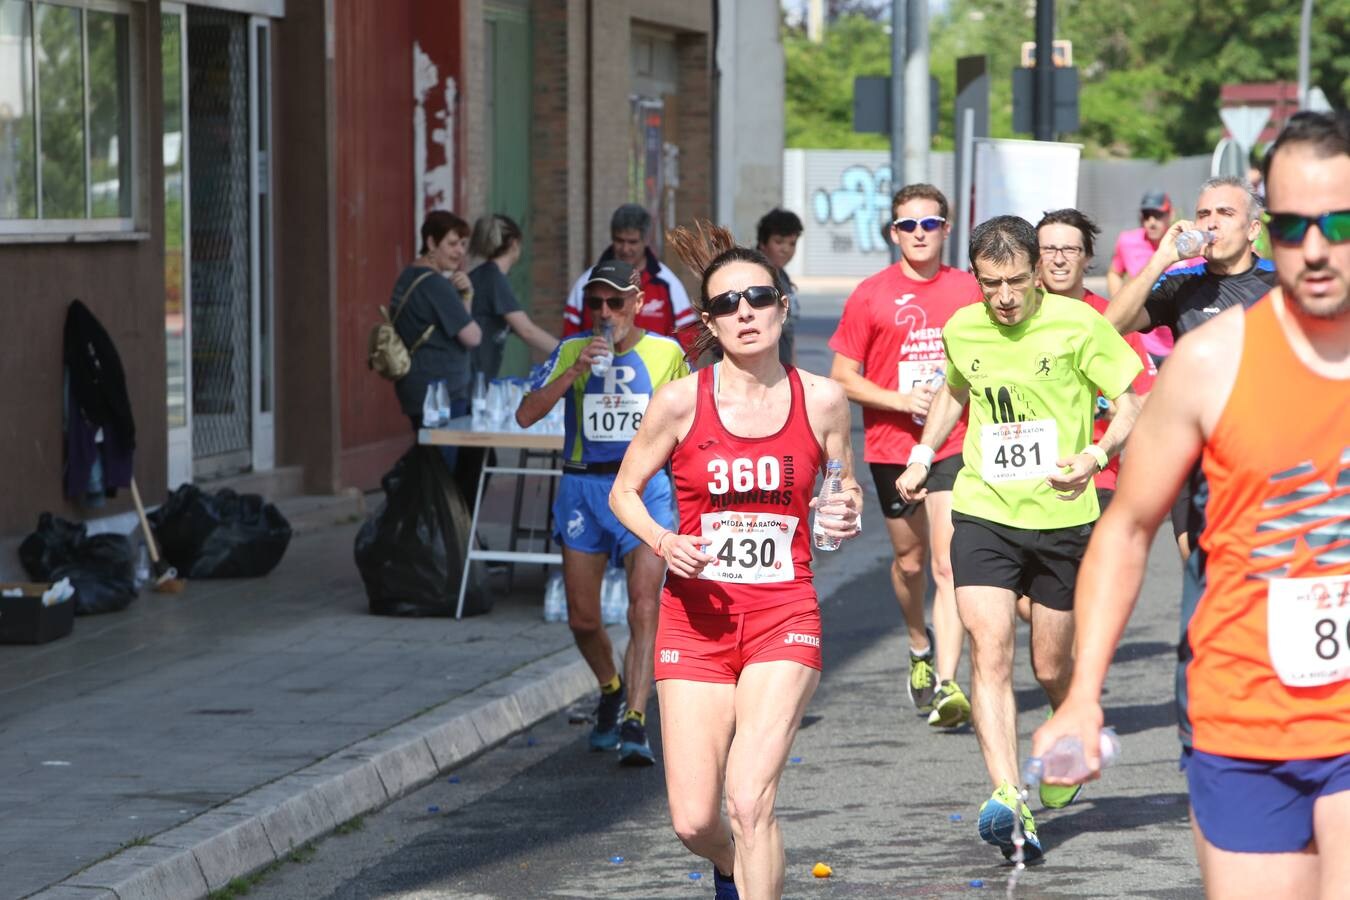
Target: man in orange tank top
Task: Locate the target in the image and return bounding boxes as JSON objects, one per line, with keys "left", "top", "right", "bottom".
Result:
{"left": 1035, "top": 111, "right": 1350, "bottom": 898}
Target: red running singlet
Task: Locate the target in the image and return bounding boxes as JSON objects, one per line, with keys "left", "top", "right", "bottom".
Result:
{"left": 664, "top": 364, "right": 827, "bottom": 615}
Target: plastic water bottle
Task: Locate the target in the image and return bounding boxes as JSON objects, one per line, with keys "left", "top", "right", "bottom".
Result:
{"left": 435, "top": 380, "right": 451, "bottom": 425}
{"left": 1174, "top": 229, "right": 1215, "bottom": 257}
{"left": 590, "top": 323, "right": 615, "bottom": 376}
{"left": 601, "top": 566, "right": 628, "bottom": 624}
{"left": 471, "top": 373, "right": 488, "bottom": 430}
{"left": 422, "top": 383, "right": 440, "bottom": 428}
{"left": 543, "top": 571, "right": 567, "bottom": 623}
{"left": 812, "top": 459, "right": 844, "bottom": 552}
{"left": 1022, "top": 727, "right": 1121, "bottom": 786}
{"left": 912, "top": 368, "right": 946, "bottom": 426}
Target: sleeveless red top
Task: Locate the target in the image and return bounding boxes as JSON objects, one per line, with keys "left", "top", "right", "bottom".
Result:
{"left": 663, "top": 365, "right": 827, "bottom": 614}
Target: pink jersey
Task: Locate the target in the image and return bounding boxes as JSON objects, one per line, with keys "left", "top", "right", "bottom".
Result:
{"left": 1110, "top": 228, "right": 1204, "bottom": 359}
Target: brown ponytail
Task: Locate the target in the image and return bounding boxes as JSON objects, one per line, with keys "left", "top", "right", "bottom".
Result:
{"left": 666, "top": 220, "right": 783, "bottom": 362}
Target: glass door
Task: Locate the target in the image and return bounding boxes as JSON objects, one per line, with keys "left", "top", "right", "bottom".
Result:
{"left": 162, "top": 3, "right": 191, "bottom": 487}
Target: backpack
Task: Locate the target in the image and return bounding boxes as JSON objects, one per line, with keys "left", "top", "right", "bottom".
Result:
{"left": 368, "top": 270, "right": 438, "bottom": 380}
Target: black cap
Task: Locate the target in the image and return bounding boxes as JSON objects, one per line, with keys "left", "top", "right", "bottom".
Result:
{"left": 585, "top": 259, "right": 639, "bottom": 292}
{"left": 1139, "top": 191, "right": 1172, "bottom": 213}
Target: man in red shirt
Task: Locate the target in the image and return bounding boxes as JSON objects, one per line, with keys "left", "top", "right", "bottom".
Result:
{"left": 562, "top": 204, "right": 697, "bottom": 345}
{"left": 829, "top": 183, "right": 980, "bottom": 728}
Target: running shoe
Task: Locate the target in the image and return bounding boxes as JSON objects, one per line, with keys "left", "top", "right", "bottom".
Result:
{"left": 978, "top": 781, "right": 1043, "bottom": 862}
{"left": 588, "top": 681, "right": 626, "bottom": 751}
{"left": 1039, "top": 780, "right": 1082, "bottom": 809}
{"left": 713, "top": 867, "right": 739, "bottom": 899}
{"left": 926, "top": 679, "right": 971, "bottom": 728}
{"left": 618, "top": 717, "right": 655, "bottom": 767}
{"left": 908, "top": 625, "right": 937, "bottom": 711}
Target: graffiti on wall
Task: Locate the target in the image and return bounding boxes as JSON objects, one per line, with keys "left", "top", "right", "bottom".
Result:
{"left": 812, "top": 163, "right": 894, "bottom": 256}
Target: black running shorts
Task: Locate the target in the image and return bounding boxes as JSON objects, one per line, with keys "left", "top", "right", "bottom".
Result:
{"left": 950, "top": 511, "right": 1093, "bottom": 612}
{"left": 870, "top": 454, "right": 963, "bottom": 520}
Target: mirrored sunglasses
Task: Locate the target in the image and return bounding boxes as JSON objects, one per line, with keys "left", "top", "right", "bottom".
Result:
{"left": 705, "top": 285, "right": 782, "bottom": 318}
{"left": 891, "top": 216, "right": 946, "bottom": 233}
{"left": 1265, "top": 209, "right": 1350, "bottom": 245}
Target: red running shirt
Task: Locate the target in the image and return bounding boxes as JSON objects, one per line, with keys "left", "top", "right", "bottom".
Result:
{"left": 829, "top": 264, "right": 980, "bottom": 464}
{"left": 664, "top": 365, "right": 826, "bottom": 615}
{"left": 1083, "top": 290, "right": 1157, "bottom": 491}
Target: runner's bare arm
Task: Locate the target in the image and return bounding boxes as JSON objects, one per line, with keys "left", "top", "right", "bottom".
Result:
{"left": 1106, "top": 267, "right": 1125, "bottom": 297}
{"left": 1104, "top": 221, "right": 1190, "bottom": 335}
{"left": 609, "top": 378, "right": 715, "bottom": 578}
{"left": 895, "top": 384, "right": 970, "bottom": 503}
{"left": 1033, "top": 310, "right": 1244, "bottom": 778}
{"left": 802, "top": 373, "right": 863, "bottom": 537}
{"left": 515, "top": 337, "right": 607, "bottom": 426}
{"left": 829, "top": 352, "right": 917, "bottom": 414}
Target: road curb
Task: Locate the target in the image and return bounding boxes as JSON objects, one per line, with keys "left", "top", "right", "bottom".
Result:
{"left": 34, "top": 632, "right": 626, "bottom": 900}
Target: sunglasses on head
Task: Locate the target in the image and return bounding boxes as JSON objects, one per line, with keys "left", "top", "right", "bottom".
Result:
{"left": 1264, "top": 209, "right": 1350, "bottom": 245}
{"left": 585, "top": 294, "right": 630, "bottom": 311}
{"left": 704, "top": 285, "right": 782, "bottom": 318}
{"left": 891, "top": 216, "right": 946, "bottom": 233}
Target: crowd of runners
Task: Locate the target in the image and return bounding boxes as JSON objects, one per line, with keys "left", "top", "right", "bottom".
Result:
{"left": 497, "top": 110, "right": 1348, "bottom": 900}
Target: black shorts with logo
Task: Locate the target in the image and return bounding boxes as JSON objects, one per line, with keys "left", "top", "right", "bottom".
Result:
{"left": 950, "top": 511, "right": 1093, "bottom": 612}
{"left": 870, "top": 454, "right": 964, "bottom": 519}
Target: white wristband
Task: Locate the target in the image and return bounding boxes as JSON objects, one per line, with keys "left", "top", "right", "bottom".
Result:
{"left": 1084, "top": 444, "right": 1109, "bottom": 472}
{"left": 907, "top": 445, "right": 936, "bottom": 469}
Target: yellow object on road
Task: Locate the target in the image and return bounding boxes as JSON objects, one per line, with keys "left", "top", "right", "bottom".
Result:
{"left": 812, "top": 862, "right": 832, "bottom": 878}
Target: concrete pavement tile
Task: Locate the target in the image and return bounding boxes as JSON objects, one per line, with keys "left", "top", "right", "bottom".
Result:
{"left": 64, "top": 844, "right": 208, "bottom": 900}
{"left": 419, "top": 715, "right": 483, "bottom": 770}
{"left": 355, "top": 725, "right": 440, "bottom": 799}
{"left": 465, "top": 694, "right": 526, "bottom": 748}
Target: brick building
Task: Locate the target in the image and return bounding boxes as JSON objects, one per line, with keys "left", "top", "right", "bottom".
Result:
{"left": 0, "top": 0, "right": 774, "bottom": 545}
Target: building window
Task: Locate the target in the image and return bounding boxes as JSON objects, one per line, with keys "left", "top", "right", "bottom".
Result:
{"left": 0, "top": 0, "right": 138, "bottom": 237}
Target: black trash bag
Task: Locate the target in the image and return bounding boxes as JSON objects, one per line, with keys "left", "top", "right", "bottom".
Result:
{"left": 354, "top": 446, "right": 491, "bottom": 617}
{"left": 52, "top": 533, "right": 138, "bottom": 615}
{"left": 18, "top": 513, "right": 89, "bottom": 580}
{"left": 148, "top": 485, "right": 292, "bottom": 578}
{"left": 18, "top": 515, "right": 137, "bottom": 615}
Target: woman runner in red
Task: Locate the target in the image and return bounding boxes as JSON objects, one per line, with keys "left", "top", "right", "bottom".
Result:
{"left": 611, "top": 223, "right": 862, "bottom": 900}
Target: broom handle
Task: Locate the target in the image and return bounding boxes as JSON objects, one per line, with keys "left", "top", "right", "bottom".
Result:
{"left": 129, "top": 478, "right": 163, "bottom": 566}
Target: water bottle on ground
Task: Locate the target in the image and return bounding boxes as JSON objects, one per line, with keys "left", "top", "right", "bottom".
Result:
{"left": 812, "top": 459, "right": 844, "bottom": 552}
{"left": 1022, "top": 727, "right": 1121, "bottom": 786}
{"left": 471, "top": 372, "right": 488, "bottom": 430}
{"left": 543, "top": 571, "right": 567, "bottom": 623}
{"left": 1174, "top": 229, "right": 1215, "bottom": 257}
{"left": 912, "top": 368, "right": 946, "bottom": 426}
{"left": 590, "top": 323, "right": 615, "bottom": 376}
{"left": 435, "top": 380, "right": 451, "bottom": 425}
{"left": 422, "top": 382, "right": 440, "bottom": 428}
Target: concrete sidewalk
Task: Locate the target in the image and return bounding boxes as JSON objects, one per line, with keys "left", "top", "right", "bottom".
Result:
{"left": 1, "top": 481, "right": 621, "bottom": 900}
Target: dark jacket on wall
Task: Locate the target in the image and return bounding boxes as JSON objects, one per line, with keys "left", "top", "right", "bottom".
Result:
{"left": 63, "top": 300, "right": 136, "bottom": 501}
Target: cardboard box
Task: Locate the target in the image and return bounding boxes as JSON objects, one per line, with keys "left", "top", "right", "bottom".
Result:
{"left": 0, "top": 582, "right": 76, "bottom": 644}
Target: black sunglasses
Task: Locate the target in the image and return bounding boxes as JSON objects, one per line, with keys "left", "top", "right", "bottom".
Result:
{"left": 1265, "top": 209, "right": 1350, "bottom": 244}
{"left": 585, "top": 294, "right": 629, "bottom": 311}
{"left": 705, "top": 285, "right": 782, "bottom": 318}
{"left": 891, "top": 216, "right": 946, "bottom": 233}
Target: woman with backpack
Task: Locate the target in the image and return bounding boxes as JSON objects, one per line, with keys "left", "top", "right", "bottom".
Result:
{"left": 390, "top": 210, "right": 482, "bottom": 469}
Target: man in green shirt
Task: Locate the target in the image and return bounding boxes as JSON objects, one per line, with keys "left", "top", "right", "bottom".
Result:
{"left": 897, "top": 215, "right": 1143, "bottom": 862}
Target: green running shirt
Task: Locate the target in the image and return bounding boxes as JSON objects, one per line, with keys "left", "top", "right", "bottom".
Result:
{"left": 943, "top": 292, "right": 1142, "bottom": 529}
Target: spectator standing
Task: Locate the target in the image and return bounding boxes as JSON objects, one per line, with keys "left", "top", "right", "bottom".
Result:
{"left": 756, "top": 207, "right": 805, "bottom": 366}
{"left": 467, "top": 214, "right": 559, "bottom": 381}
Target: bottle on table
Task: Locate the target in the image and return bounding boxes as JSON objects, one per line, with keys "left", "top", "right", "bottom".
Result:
{"left": 471, "top": 372, "right": 488, "bottom": 430}
{"left": 812, "top": 459, "right": 845, "bottom": 552}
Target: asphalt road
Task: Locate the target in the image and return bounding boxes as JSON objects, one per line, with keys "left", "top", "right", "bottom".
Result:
{"left": 249, "top": 305, "right": 1204, "bottom": 900}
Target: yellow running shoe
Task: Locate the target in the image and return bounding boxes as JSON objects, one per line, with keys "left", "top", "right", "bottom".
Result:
{"left": 927, "top": 679, "right": 971, "bottom": 728}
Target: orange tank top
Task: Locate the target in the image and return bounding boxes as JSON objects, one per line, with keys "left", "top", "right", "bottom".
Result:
{"left": 1186, "top": 295, "right": 1350, "bottom": 760}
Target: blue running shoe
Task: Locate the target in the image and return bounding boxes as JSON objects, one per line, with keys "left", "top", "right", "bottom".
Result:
{"left": 713, "top": 868, "right": 739, "bottom": 899}
{"left": 977, "top": 782, "right": 1043, "bottom": 862}
{"left": 618, "top": 717, "right": 655, "bottom": 766}
{"left": 588, "top": 681, "right": 626, "bottom": 751}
